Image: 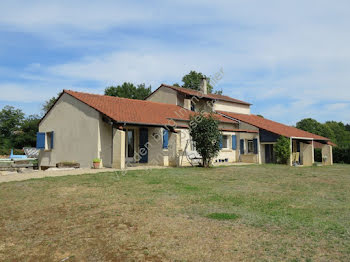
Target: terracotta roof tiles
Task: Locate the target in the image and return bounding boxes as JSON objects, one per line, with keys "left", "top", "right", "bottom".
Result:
{"left": 64, "top": 90, "right": 237, "bottom": 127}
{"left": 217, "top": 111, "right": 330, "bottom": 141}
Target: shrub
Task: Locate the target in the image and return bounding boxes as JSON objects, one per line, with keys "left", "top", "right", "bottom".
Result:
{"left": 189, "top": 113, "right": 221, "bottom": 167}
{"left": 274, "top": 136, "right": 291, "bottom": 164}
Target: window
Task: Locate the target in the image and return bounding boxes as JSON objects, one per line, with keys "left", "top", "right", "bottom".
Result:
{"left": 222, "top": 135, "right": 229, "bottom": 149}
{"left": 36, "top": 131, "right": 54, "bottom": 150}
{"left": 46, "top": 132, "right": 53, "bottom": 150}
{"left": 127, "top": 130, "right": 134, "bottom": 158}
{"left": 163, "top": 129, "right": 168, "bottom": 149}
{"left": 247, "top": 140, "right": 254, "bottom": 154}
{"left": 191, "top": 101, "right": 196, "bottom": 112}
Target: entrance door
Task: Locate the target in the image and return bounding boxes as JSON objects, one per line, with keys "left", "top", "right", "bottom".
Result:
{"left": 126, "top": 129, "right": 135, "bottom": 162}
{"left": 139, "top": 128, "right": 148, "bottom": 163}
{"left": 265, "top": 144, "right": 274, "bottom": 163}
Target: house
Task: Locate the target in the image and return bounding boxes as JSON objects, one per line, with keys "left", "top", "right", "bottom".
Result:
{"left": 37, "top": 78, "right": 333, "bottom": 169}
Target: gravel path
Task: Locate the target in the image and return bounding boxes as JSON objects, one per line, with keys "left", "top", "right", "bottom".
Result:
{"left": 0, "top": 166, "right": 167, "bottom": 183}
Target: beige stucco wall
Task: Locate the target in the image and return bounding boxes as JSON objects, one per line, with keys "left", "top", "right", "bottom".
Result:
{"left": 147, "top": 127, "right": 169, "bottom": 166}
{"left": 237, "top": 132, "right": 260, "bottom": 163}
{"left": 214, "top": 100, "right": 250, "bottom": 114}
{"left": 39, "top": 93, "right": 102, "bottom": 168}
{"left": 322, "top": 145, "right": 333, "bottom": 165}
{"left": 192, "top": 98, "right": 213, "bottom": 112}
{"left": 300, "top": 142, "right": 314, "bottom": 166}
{"left": 146, "top": 86, "right": 178, "bottom": 105}
{"left": 213, "top": 131, "right": 237, "bottom": 164}
{"left": 239, "top": 122, "right": 259, "bottom": 132}
{"left": 112, "top": 129, "right": 125, "bottom": 169}
{"left": 175, "top": 128, "right": 241, "bottom": 166}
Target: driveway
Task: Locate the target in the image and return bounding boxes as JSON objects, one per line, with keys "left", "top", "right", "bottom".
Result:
{"left": 0, "top": 166, "right": 167, "bottom": 183}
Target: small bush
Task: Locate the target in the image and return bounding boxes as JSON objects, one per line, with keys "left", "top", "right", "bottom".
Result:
{"left": 93, "top": 158, "right": 101, "bottom": 163}
{"left": 274, "top": 136, "right": 291, "bottom": 164}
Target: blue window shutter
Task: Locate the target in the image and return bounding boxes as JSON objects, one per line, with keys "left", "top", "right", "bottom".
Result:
{"left": 219, "top": 136, "right": 223, "bottom": 149}
{"left": 232, "top": 135, "right": 237, "bottom": 150}
{"left": 240, "top": 139, "right": 244, "bottom": 154}
{"left": 163, "top": 129, "right": 168, "bottom": 149}
{"left": 36, "top": 132, "right": 46, "bottom": 149}
{"left": 253, "top": 138, "right": 258, "bottom": 154}
{"left": 50, "top": 132, "right": 54, "bottom": 149}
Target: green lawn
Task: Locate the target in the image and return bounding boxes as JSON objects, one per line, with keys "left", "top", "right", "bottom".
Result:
{"left": 0, "top": 164, "right": 349, "bottom": 261}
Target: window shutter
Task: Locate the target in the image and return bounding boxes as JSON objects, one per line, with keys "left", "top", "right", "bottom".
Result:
{"left": 240, "top": 139, "right": 244, "bottom": 154}
{"left": 50, "top": 131, "right": 54, "bottom": 149}
{"left": 253, "top": 138, "right": 258, "bottom": 154}
{"left": 219, "top": 136, "right": 223, "bottom": 149}
{"left": 163, "top": 129, "right": 168, "bottom": 149}
{"left": 232, "top": 135, "right": 237, "bottom": 150}
{"left": 36, "top": 132, "right": 46, "bottom": 149}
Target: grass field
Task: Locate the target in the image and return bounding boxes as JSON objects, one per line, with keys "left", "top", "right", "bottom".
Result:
{"left": 0, "top": 164, "right": 349, "bottom": 261}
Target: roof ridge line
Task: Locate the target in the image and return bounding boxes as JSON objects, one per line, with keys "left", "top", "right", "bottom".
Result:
{"left": 64, "top": 89, "right": 192, "bottom": 109}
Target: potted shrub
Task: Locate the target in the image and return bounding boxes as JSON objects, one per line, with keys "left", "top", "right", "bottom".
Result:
{"left": 93, "top": 158, "right": 101, "bottom": 169}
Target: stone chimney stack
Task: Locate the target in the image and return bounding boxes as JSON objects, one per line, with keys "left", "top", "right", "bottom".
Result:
{"left": 200, "top": 77, "right": 208, "bottom": 94}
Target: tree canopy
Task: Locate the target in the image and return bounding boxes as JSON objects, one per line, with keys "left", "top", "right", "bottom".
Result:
{"left": 189, "top": 113, "right": 221, "bottom": 167}
{"left": 296, "top": 118, "right": 350, "bottom": 148}
{"left": 174, "top": 70, "right": 223, "bottom": 94}
{"left": 0, "top": 106, "right": 40, "bottom": 153}
{"left": 42, "top": 93, "right": 60, "bottom": 115}
{"left": 181, "top": 71, "right": 214, "bottom": 93}
{"left": 0, "top": 106, "right": 25, "bottom": 138}
{"left": 105, "top": 83, "right": 151, "bottom": 100}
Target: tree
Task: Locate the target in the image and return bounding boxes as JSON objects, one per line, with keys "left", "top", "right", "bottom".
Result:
{"left": 42, "top": 94, "right": 60, "bottom": 115}
{"left": 274, "top": 136, "right": 291, "bottom": 164}
{"left": 182, "top": 71, "right": 213, "bottom": 93}
{"left": 13, "top": 115, "right": 40, "bottom": 148}
{"left": 257, "top": 114, "right": 264, "bottom": 118}
{"left": 296, "top": 118, "right": 324, "bottom": 135}
{"left": 324, "top": 121, "right": 350, "bottom": 148}
{"left": 296, "top": 118, "right": 335, "bottom": 142}
{"left": 189, "top": 113, "right": 221, "bottom": 167}
{"left": 0, "top": 106, "right": 25, "bottom": 138}
{"left": 346, "top": 124, "right": 350, "bottom": 132}
{"left": 105, "top": 83, "right": 151, "bottom": 100}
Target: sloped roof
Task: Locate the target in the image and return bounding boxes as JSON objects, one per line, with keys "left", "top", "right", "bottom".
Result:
{"left": 217, "top": 111, "right": 330, "bottom": 141}
{"left": 154, "top": 84, "right": 251, "bottom": 105}
{"left": 63, "top": 90, "right": 237, "bottom": 127}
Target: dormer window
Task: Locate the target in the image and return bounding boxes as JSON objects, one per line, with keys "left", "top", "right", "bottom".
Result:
{"left": 191, "top": 101, "right": 196, "bottom": 111}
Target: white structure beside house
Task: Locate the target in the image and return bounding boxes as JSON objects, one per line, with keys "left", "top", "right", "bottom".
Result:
{"left": 37, "top": 79, "right": 333, "bottom": 169}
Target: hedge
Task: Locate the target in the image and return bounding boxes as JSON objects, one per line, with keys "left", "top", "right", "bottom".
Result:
{"left": 333, "top": 147, "right": 350, "bottom": 164}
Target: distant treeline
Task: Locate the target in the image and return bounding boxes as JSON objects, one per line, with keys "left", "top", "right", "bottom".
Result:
{"left": 297, "top": 118, "right": 350, "bottom": 164}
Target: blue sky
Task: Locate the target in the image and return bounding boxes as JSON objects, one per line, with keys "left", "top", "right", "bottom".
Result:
{"left": 0, "top": 0, "right": 349, "bottom": 125}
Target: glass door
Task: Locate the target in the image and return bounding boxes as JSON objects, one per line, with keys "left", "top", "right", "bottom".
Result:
{"left": 126, "top": 129, "right": 135, "bottom": 162}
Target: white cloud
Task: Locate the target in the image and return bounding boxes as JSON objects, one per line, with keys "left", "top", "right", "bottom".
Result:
{"left": 0, "top": 83, "right": 55, "bottom": 102}
{"left": 0, "top": 0, "right": 350, "bottom": 124}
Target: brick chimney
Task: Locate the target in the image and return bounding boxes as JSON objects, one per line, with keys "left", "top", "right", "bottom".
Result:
{"left": 200, "top": 77, "right": 208, "bottom": 94}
